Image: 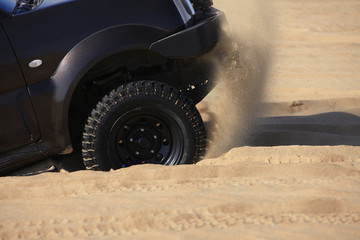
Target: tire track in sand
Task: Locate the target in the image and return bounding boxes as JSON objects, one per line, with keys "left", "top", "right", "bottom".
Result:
{"left": 1, "top": 174, "right": 359, "bottom": 200}
{"left": 1, "top": 211, "right": 359, "bottom": 239}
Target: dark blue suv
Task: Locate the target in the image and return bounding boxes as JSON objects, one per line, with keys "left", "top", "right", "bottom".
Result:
{"left": 0, "top": 0, "right": 225, "bottom": 173}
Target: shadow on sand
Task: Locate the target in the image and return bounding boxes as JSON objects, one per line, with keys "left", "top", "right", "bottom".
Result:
{"left": 249, "top": 111, "right": 360, "bottom": 147}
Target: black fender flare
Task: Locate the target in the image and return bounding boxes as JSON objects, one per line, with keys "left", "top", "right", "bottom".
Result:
{"left": 33, "top": 24, "right": 169, "bottom": 153}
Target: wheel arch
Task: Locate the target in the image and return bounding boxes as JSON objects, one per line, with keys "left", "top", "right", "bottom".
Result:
{"left": 55, "top": 24, "right": 168, "bottom": 103}
{"left": 38, "top": 24, "right": 170, "bottom": 154}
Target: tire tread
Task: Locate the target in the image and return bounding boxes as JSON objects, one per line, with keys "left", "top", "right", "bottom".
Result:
{"left": 82, "top": 81, "right": 206, "bottom": 170}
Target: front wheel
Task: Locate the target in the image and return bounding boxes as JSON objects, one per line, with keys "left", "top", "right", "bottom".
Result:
{"left": 82, "top": 81, "right": 206, "bottom": 170}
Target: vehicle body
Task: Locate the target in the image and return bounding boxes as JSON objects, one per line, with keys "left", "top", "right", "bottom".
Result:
{"left": 0, "top": 0, "right": 225, "bottom": 174}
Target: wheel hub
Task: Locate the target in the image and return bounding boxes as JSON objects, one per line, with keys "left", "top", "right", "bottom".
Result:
{"left": 138, "top": 137, "right": 150, "bottom": 149}
{"left": 126, "top": 126, "right": 161, "bottom": 159}
{"left": 115, "top": 114, "right": 174, "bottom": 166}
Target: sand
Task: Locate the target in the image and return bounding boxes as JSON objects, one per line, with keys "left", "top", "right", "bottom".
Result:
{"left": 1, "top": 0, "right": 360, "bottom": 239}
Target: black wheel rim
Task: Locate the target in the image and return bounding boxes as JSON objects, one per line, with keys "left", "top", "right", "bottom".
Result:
{"left": 108, "top": 108, "right": 184, "bottom": 167}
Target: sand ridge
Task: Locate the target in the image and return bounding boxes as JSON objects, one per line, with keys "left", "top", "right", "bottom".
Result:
{"left": 1, "top": 146, "right": 360, "bottom": 239}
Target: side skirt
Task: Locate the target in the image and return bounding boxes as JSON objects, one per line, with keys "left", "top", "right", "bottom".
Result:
{"left": 0, "top": 143, "right": 46, "bottom": 175}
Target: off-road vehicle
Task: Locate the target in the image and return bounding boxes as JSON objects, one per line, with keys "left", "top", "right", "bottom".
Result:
{"left": 0, "top": 0, "right": 225, "bottom": 173}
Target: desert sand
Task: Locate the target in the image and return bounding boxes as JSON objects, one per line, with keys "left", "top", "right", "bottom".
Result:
{"left": 1, "top": 0, "right": 360, "bottom": 239}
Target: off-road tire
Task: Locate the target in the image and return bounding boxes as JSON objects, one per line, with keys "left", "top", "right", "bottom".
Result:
{"left": 82, "top": 81, "right": 207, "bottom": 170}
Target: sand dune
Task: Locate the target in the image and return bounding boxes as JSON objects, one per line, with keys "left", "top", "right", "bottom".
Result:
{"left": 1, "top": 0, "right": 360, "bottom": 239}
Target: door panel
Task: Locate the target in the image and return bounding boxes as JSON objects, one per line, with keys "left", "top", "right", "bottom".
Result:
{"left": 0, "top": 24, "right": 40, "bottom": 154}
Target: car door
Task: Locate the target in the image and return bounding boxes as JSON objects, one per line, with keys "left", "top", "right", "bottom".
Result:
{"left": 0, "top": 24, "right": 40, "bottom": 154}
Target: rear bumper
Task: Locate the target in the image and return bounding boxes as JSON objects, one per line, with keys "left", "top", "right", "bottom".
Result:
{"left": 149, "top": 8, "right": 226, "bottom": 58}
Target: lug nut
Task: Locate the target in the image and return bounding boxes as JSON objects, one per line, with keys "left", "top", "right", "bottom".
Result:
{"left": 155, "top": 153, "right": 163, "bottom": 160}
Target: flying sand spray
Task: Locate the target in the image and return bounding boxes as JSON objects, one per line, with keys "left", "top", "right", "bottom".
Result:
{"left": 201, "top": 0, "right": 275, "bottom": 157}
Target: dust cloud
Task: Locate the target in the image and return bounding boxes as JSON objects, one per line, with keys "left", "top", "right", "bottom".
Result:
{"left": 200, "top": 0, "right": 275, "bottom": 157}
